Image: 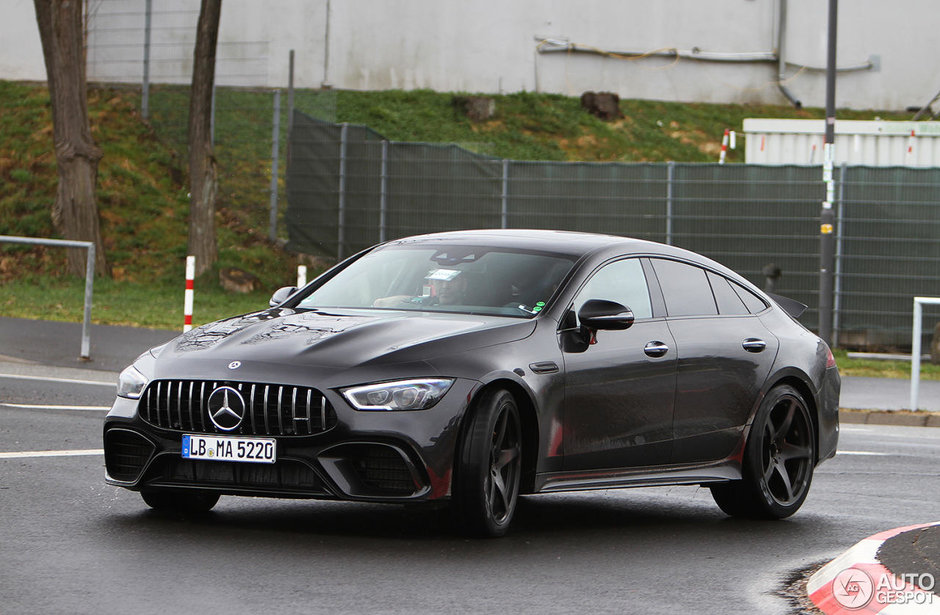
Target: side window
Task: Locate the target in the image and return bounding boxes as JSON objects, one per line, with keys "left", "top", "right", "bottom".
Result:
{"left": 573, "top": 258, "right": 652, "bottom": 320}
{"left": 731, "top": 282, "right": 768, "bottom": 314}
{"left": 707, "top": 271, "right": 750, "bottom": 316}
{"left": 651, "top": 259, "right": 718, "bottom": 317}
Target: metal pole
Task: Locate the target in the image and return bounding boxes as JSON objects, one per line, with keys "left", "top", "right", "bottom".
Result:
{"left": 665, "top": 161, "right": 675, "bottom": 245}
{"left": 337, "top": 123, "right": 348, "bottom": 259}
{"left": 832, "top": 162, "right": 846, "bottom": 347}
{"left": 142, "top": 0, "right": 152, "bottom": 119}
{"left": 501, "top": 160, "right": 509, "bottom": 229}
{"left": 818, "top": 0, "right": 838, "bottom": 345}
{"left": 288, "top": 49, "right": 295, "bottom": 136}
{"left": 269, "top": 90, "right": 281, "bottom": 242}
{"left": 322, "top": 0, "right": 332, "bottom": 88}
{"left": 911, "top": 299, "right": 922, "bottom": 411}
{"left": 80, "top": 242, "right": 95, "bottom": 361}
{"left": 379, "top": 140, "right": 388, "bottom": 242}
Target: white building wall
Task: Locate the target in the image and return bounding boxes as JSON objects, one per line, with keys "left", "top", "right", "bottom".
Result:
{"left": 3, "top": 0, "right": 940, "bottom": 111}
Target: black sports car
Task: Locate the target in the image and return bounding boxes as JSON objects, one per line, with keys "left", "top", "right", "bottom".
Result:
{"left": 104, "top": 230, "right": 839, "bottom": 536}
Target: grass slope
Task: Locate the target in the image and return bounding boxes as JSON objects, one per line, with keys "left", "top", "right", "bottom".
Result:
{"left": 0, "top": 78, "right": 922, "bottom": 378}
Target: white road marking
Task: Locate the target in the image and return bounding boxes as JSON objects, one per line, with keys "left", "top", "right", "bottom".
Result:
{"left": 0, "top": 449, "right": 103, "bottom": 459}
{"left": 838, "top": 450, "right": 892, "bottom": 456}
{"left": 0, "top": 373, "right": 116, "bottom": 387}
{"left": 1, "top": 403, "right": 110, "bottom": 411}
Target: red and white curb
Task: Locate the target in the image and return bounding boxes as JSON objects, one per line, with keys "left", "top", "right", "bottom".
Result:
{"left": 807, "top": 522, "right": 940, "bottom": 613}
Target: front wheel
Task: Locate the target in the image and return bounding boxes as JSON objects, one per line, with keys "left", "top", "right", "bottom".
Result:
{"left": 711, "top": 385, "right": 816, "bottom": 519}
{"left": 141, "top": 489, "right": 220, "bottom": 514}
{"left": 453, "top": 388, "right": 522, "bottom": 537}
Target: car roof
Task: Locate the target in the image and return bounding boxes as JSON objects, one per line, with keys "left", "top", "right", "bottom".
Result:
{"left": 384, "top": 229, "right": 718, "bottom": 265}
{"left": 385, "top": 229, "right": 659, "bottom": 257}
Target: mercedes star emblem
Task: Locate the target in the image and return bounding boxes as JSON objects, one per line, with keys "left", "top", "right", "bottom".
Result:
{"left": 206, "top": 386, "right": 246, "bottom": 431}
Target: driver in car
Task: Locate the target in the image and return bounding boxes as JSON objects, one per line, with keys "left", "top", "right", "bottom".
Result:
{"left": 373, "top": 268, "right": 468, "bottom": 308}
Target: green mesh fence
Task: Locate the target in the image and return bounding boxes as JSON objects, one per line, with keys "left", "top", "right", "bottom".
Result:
{"left": 286, "top": 112, "right": 940, "bottom": 348}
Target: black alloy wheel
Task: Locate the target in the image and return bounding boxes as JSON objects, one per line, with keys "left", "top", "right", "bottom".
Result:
{"left": 141, "top": 488, "right": 221, "bottom": 514}
{"left": 711, "top": 385, "right": 816, "bottom": 519}
{"left": 453, "top": 388, "right": 522, "bottom": 537}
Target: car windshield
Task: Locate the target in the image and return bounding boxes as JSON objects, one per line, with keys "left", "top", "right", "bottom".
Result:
{"left": 297, "top": 244, "right": 577, "bottom": 317}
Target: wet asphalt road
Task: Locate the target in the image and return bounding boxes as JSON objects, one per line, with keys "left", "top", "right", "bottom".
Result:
{"left": 1, "top": 366, "right": 939, "bottom": 615}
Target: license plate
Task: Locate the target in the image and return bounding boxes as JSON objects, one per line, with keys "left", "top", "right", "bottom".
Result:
{"left": 182, "top": 434, "right": 276, "bottom": 464}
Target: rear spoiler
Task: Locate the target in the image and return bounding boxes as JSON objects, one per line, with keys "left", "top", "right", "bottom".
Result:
{"left": 768, "top": 293, "right": 807, "bottom": 319}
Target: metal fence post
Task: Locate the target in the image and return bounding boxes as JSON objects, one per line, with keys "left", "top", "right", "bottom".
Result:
{"left": 81, "top": 242, "right": 95, "bottom": 360}
{"left": 379, "top": 140, "right": 388, "bottom": 242}
{"left": 337, "top": 123, "right": 348, "bottom": 259}
{"left": 501, "top": 159, "right": 509, "bottom": 229}
{"left": 142, "top": 0, "right": 152, "bottom": 120}
{"left": 665, "top": 161, "right": 675, "bottom": 245}
{"left": 269, "top": 89, "right": 281, "bottom": 242}
{"left": 832, "top": 162, "right": 847, "bottom": 347}
{"left": 288, "top": 49, "right": 295, "bottom": 136}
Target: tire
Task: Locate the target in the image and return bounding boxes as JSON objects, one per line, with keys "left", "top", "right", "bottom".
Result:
{"left": 453, "top": 388, "right": 522, "bottom": 537}
{"left": 710, "top": 385, "right": 816, "bottom": 519}
{"left": 141, "top": 489, "right": 220, "bottom": 514}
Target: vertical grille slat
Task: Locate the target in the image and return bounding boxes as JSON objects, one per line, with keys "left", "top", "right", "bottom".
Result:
{"left": 305, "top": 389, "right": 312, "bottom": 436}
{"left": 263, "top": 385, "right": 271, "bottom": 435}
{"left": 138, "top": 379, "right": 335, "bottom": 437}
{"left": 187, "top": 382, "right": 195, "bottom": 431}
{"left": 291, "top": 387, "right": 298, "bottom": 436}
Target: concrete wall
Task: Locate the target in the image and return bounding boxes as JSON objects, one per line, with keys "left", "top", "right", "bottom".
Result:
{"left": 3, "top": 0, "right": 939, "bottom": 111}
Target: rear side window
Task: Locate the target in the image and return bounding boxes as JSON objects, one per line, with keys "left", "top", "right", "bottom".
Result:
{"left": 651, "top": 259, "right": 718, "bottom": 317}
{"left": 731, "top": 282, "right": 768, "bottom": 314}
{"left": 707, "top": 272, "right": 750, "bottom": 316}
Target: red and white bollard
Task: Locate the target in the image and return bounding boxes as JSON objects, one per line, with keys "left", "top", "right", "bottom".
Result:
{"left": 183, "top": 255, "right": 195, "bottom": 332}
{"left": 907, "top": 128, "right": 916, "bottom": 156}
{"left": 718, "top": 129, "right": 730, "bottom": 164}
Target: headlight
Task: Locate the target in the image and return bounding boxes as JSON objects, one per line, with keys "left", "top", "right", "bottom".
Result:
{"left": 116, "top": 344, "right": 163, "bottom": 399}
{"left": 117, "top": 365, "right": 148, "bottom": 399}
{"left": 341, "top": 378, "right": 454, "bottom": 411}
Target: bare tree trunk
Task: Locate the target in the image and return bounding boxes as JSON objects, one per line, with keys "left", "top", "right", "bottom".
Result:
{"left": 187, "top": 0, "right": 221, "bottom": 277}
{"left": 34, "top": 0, "right": 109, "bottom": 277}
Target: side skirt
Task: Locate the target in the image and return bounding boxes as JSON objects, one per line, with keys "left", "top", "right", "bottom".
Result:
{"left": 533, "top": 460, "right": 741, "bottom": 494}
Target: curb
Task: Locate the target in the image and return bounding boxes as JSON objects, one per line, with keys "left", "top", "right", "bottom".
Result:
{"left": 840, "top": 409, "right": 940, "bottom": 428}
{"left": 807, "top": 522, "right": 940, "bottom": 614}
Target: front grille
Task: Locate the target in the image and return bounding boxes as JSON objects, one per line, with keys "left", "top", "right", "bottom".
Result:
{"left": 104, "top": 429, "right": 154, "bottom": 482}
{"left": 149, "top": 457, "right": 326, "bottom": 494}
{"left": 138, "top": 380, "right": 337, "bottom": 436}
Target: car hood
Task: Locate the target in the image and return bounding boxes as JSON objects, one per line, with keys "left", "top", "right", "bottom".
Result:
{"left": 155, "top": 308, "right": 536, "bottom": 373}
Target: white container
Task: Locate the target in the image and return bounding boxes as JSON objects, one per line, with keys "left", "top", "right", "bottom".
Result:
{"left": 743, "top": 119, "right": 940, "bottom": 167}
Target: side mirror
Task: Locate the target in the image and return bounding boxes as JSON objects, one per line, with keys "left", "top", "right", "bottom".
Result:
{"left": 269, "top": 286, "right": 297, "bottom": 308}
{"left": 578, "top": 299, "right": 634, "bottom": 330}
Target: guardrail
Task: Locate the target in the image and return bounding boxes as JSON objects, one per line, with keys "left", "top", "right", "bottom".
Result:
{"left": 0, "top": 235, "right": 95, "bottom": 360}
{"left": 911, "top": 296, "right": 940, "bottom": 410}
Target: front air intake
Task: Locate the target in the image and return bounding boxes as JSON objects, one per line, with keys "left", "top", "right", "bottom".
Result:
{"left": 104, "top": 428, "right": 154, "bottom": 483}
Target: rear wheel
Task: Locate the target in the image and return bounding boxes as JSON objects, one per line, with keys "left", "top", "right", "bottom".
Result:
{"left": 453, "top": 388, "right": 522, "bottom": 537}
{"left": 141, "top": 489, "right": 220, "bottom": 514}
{"left": 711, "top": 385, "right": 815, "bottom": 519}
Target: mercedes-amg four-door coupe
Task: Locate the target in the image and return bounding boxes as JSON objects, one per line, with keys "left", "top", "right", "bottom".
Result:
{"left": 104, "top": 230, "right": 839, "bottom": 536}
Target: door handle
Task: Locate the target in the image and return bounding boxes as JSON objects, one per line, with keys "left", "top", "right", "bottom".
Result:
{"left": 644, "top": 341, "right": 669, "bottom": 358}
{"left": 742, "top": 338, "right": 766, "bottom": 353}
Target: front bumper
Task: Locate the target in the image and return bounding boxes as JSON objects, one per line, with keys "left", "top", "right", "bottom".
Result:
{"left": 103, "top": 378, "right": 476, "bottom": 502}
